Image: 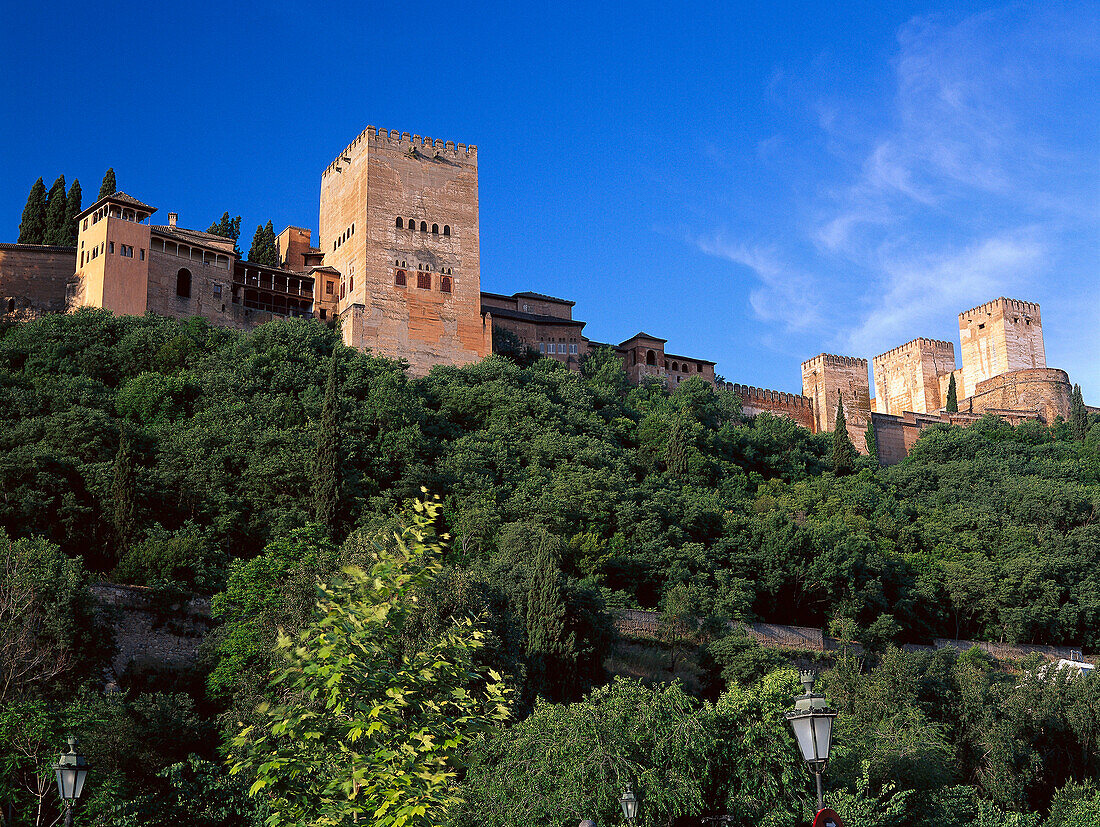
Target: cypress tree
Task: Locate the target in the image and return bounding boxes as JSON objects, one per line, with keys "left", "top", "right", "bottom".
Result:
{"left": 864, "top": 418, "right": 879, "bottom": 464}
{"left": 946, "top": 373, "right": 958, "bottom": 413}
{"left": 17, "top": 178, "right": 48, "bottom": 244}
{"left": 66, "top": 179, "right": 82, "bottom": 246}
{"left": 248, "top": 222, "right": 279, "bottom": 266}
{"left": 526, "top": 537, "right": 575, "bottom": 701}
{"left": 265, "top": 220, "right": 278, "bottom": 265}
{"left": 664, "top": 413, "right": 689, "bottom": 477}
{"left": 111, "top": 432, "right": 138, "bottom": 554}
{"left": 312, "top": 352, "right": 341, "bottom": 531}
{"left": 1071, "top": 383, "right": 1088, "bottom": 441}
{"left": 832, "top": 394, "right": 855, "bottom": 474}
{"left": 98, "top": 168, "right": 117, "bottom": 199}
{"left": 207, "top": 211, "right": 242, "bottom": 256}
{"left": 44, "top": 175, "right": 68, "bottom": 246}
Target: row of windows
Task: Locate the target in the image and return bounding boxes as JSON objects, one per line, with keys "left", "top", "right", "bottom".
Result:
{"left": 394, "top": 269, "right": 452, "bottom": 293}
{"left": 393, "top": 259, "right": 453, "bottom": 275}
{"left": 540, "top": 343, "right": 578, "bottom": 355}
{"left": 80, "top": 242, "right": 145, "bottom": 267}
{"left": 395, "top": 217, "right": 451, "bottom": 236}
{"left": 333, "top": 223, "right": 355, "bottom": 251}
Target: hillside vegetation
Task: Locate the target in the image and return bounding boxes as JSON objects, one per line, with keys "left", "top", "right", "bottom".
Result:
{"left": 4, "top": 310, "right": 1100, "bottom": 826}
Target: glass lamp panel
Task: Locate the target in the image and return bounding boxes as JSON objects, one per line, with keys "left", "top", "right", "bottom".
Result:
{"left": 56, "top": 766, "right": 76, "bottom": 799}
{"left": 790, "top": 714, "right": 817, "bottom": 762}
{"left": 813, "top": 715, "right": 834, "bottom": 761}
{"left": 73, "top": 767, "right": 88, "bottom": 799}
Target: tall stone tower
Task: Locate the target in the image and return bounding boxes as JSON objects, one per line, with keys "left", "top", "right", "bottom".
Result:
{"left": 958, "top": 298, "right": 1044, "bottom": 399}
{"left": 801, "top": 354, "right": 871, "bottom": 449}
{"left": 872, "top": 338, "right": 956, "bottom": 416}
{"left": 318, "top": 126, "right": 491, "bottom": 374}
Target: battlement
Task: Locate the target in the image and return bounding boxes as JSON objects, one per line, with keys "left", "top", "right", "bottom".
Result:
{"left": 323, "top": 125, "right": 477, "bottom": 178}
{"left": 801, "top": 353, "right": 867, "bottom": 370}
{"left": 872, "top": 338, "right": 955, "bottom": 365}
{"left": 958, "top": 297, "right": 1041, "bottom": 321}
{"left": 731, "top": 384, "right": 814, "bottom": 409}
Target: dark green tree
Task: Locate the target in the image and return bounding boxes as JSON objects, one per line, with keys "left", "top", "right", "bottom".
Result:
{"left": 98, "top": 168, "right": 117, "bottom": 199}
{"left": 946, "top": 373, "right": 958, "bottom": 413}
{"left": 664, "top": 412, "right": 689, "bottom": 477}
{"left": 864, "top": 417, "right": 879, "bottom": 464}
{"left": 832, "top": 394, "right": 855, "bottom": 474}
{"left": 65, "top": 179, "right": 82, "bottom": 246}
{"left": 44, "top": 175, "right": 69, "bottom": 246}
{"left": 17, "top": 178, "right": 47, "bottom": 244}
{"left": 111, "top": 432, "right": 139, "bottom": 554}
{"left": 312, "top": 352, "right": 341, "bottom": 531}
{"left": 1071, "top": 384, "right": 1088, "bottom": 441}
{"left": 247, "top": 220, "right": 279, "bottom": 266}
{"left": 207, "top": 212, "right": 242, "bottom": 257}
{"left": 525, "top": 536, "right": 575, "bottom": 701}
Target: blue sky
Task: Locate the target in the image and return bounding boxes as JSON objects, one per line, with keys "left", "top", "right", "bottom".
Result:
{"left": 2, "top": 1, "right": 1097, "bottom": 398}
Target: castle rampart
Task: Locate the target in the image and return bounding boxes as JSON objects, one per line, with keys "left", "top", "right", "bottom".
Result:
{"left": 731, "top": 383, "right": 816, "bottom": 431}
{"left": 873, "top": 337, "right": 956, "bottom": 416}
{"left": 801, "top": 353, "right": 871, "bottom": 449}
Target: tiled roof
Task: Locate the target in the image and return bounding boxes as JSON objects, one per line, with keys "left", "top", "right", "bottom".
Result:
{"left": 664, "top": 351, "right": 716, "bottom": 366}
{"left": 482, "top": 304, "right": 586, "bottom": 326}
{"left": 621, "top": 331, "right": 667, "bottom": 345}
{"left": 151, "top": 225, "right": 237, "bottom": 253}
{"left": 77, "top": 191, "right": 158, "bottom": 220}
{"left": 0, "top": 242, "right": 76, "bottom": 253}
{"left": 513, "top": 290, "right": 575, "bottom": 306}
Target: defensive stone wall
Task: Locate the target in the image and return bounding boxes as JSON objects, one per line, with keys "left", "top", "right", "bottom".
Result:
{"left": 801, "top": 353, "right": 871, "bottom": 450}
{"left": 965, "top": 367, "right": 1071, "bottom": 423}
{"left": 731, "top": 383, "right": 816, "bottom": 431}
{"left": 0, "top": 244, "right": 75, "bottom": 319}
{"left": 873, "top": 338, "right": 956, "bottom": 416}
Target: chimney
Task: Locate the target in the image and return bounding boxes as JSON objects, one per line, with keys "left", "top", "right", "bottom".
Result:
{"left": 168, "top": 212, "right": 178, "bottom": 228}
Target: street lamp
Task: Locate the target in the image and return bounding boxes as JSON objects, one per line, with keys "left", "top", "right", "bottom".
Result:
{"left": 784, "top": 670, "right": 837, "bottom": 813}
{"left": 53, "top": 736, "right": 90, "bottom": 827}
{"left": 619, "top": 784, "right": 639, "bottom": 825}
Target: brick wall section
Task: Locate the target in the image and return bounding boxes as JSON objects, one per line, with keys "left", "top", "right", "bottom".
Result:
{"left": 730, "top": 383, "right": 816, "bottom": 431}
{"left": 0, "top": 244, "right": 74, "bottom": 319}
{"left": 801, "top": 354, "right": 871, "bottom": 451}
{"left": 965, "top": 368, "right": 1071, "bottom": 423}
{"left": 959, "top": 298, "right": 1045, "bottom": 398}
{"left": 873, "top": 338, "right": 956, "bottom": 415}
{"left": 89, "top": 583, "right": 212, "bottom": 679}
{"left": 320, "top": 127, "right": 491, "bottom": 375}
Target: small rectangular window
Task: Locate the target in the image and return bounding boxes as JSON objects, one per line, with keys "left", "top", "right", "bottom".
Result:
{"left": 569, "top": 344, "right": 578, "bottom": 354}
{"left": 109, "top": 241, "right": 115, "bottom": 254}
{"left": 539, "top": 342, "right": 546, "bottom": 353}
{"left": 212, "top": 284, "right": 222, "bottom": 298}
{"left": 326, "top": 281, "right": 334, "bottom": 295}
{"left": 140, "top": 249, "right": 145, "bottom": 260}
{"left": 349, "top": 276, "right": 354, "bottom": 291}
{"left": 320, "top": 309, "right": 327, "bottom": 320}
{"left": 417, "top": 272, "right": 431, "bottom": 289}
{"left": 82, "top": 218, "right": 88, "bottom": 230}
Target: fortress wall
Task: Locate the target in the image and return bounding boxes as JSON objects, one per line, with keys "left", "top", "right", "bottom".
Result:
{"left": 873, "top": 338, "right": 956, "bottom": 416}
{"left": 731, "top": 383, "right": 816, "bottom": 431}
{"left": 0, "top": 244, "right": 74, "bottom": 319}
{"left": 965, "top": 367, "right": 1071, "bottom": 423}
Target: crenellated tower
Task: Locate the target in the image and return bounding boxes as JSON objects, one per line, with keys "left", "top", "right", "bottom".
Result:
{"left": 318, "top": 126, "right": 491, "bottom": 374}
{"left": 801, "top": 353, "right": 871, "bottom": 451}
{"left": 958, "top": 298, "right": 1044, "bottom": 399}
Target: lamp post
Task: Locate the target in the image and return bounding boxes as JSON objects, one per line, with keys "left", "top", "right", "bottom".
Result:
{"left": 53, "top": 736, "right": 90, "bottom": 827}
{"left": 784, "top": 670, "right": 837, "bottom": 813}
{"left": 619, "top": 784, "right": 639, "bottom": 826}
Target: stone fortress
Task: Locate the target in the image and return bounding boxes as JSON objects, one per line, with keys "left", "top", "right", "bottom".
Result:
{"left": 0, "top": 124, "right": 1082, "bottom": 463}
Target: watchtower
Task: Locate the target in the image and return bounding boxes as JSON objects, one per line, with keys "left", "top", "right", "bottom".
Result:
{"left": 958, "top": 298, "right": 1044, "bottom": 399}
{"left": 801, "top": 353, "right": 871, "bottom": 449}
{"left": 872, "top": 338, "right": 956, "bottom": 416}
{"left": 318, "top": 126, "right": 491, "bottom": 374}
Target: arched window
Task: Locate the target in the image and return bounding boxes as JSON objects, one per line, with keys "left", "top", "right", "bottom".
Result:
{"left": 441, "top": 275, "right": 452, "bottom": 293}
{"left": 395, "top": 269, "right": 406, "bottom": 286}
{"left": 396, "top": 217, "right": 403, "bottom": 229}
{"left": 646, "top": 350, "right": 656, "bottom": 366}
{"left": 417, "top": 272, "right": 431, "bottom": 289}
{"left": 420, "top": 221, "right": 427, "bottom": 232}
{"left": 176, "top": 269, "right": 192, "bottom": 298}
{"left": 408, "top": 218, "right": 415, "bottom": 230}
{"left": 443, "top": 225, "right": 450, "bottom": 236}
{"left": 6, "top": 298, "right": 14, "bottom": 313}
{"left": 432, "top": 223, "right": 439, "bottom": 234}
{"left": 671, "top": 362, "right": 679, "bottom": 372}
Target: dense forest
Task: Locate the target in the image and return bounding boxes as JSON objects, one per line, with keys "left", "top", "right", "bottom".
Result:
{"left": 3, "top": 310, "right": 1100, "bottom": 826}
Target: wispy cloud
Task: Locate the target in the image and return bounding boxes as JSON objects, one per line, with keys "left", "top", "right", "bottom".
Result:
{"left": 693, "top": 236, "right": 824, "bottom": 332}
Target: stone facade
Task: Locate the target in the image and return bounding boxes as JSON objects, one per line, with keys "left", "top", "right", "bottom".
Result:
{"left": 959, "top": 298, "right": 1045, "bottom": 398}
{"left": 801, "top": 354, "right": 871, "bottom": 450}
{"left": 319, "top": 127, "right": 491, "bottom": 375}
{"left": 730, "top": 384, "right": 816, "bottom": 431}
{"left": 0, "top": 243, "right": 75, "bottom": 319}
{"left": 873, "top": 338, "right": 956, "bottom": 416}
{"left": 966, "top": 367, "right": 1071, "bottom": 423}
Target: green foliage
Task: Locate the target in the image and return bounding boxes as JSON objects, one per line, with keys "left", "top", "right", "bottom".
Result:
{"left": 832, "top": 395, "right": 855, "bottom": 474}
{"left": 946, "top": 373, "right": 958, "bottom": 413}
{"left": 111, "top": 431, "right": 139, "bottom": 553}
{"left": 248, "top": 220, "right": 279, "bottom": 266}
{"left": 525, "top": 533, "right": 576, "bottom": 701}
{"left": 1046, "top": 780, "right": 1100, "bottom": 827}
{"left": 491, "top": 326, "right": 540, "bottom": 366}
{"left": 1071, "top": 383, "right": 1088, "bottom": 441}
{"left": 229, "top": 496, "right": 511, "bottom": 827}
{"left": 865, "top": 417, "right": 879, "bottom": 463}
{"left": 207, "top": 211, "right": 243, "bottom": 256}
{"left": 17, "top": 177, "right": 47, "bottom": 244}
{"left": 65, "top": 178, "right": 82, "bottom": 246}
{"left": 98, "top": 167, "right": 117, "bottom": 199}
{"left": 312, "top": 351, "right": 341, "bottom": 531}
{"left": 45, "top": 174, "right": 69, "bottom": 246}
